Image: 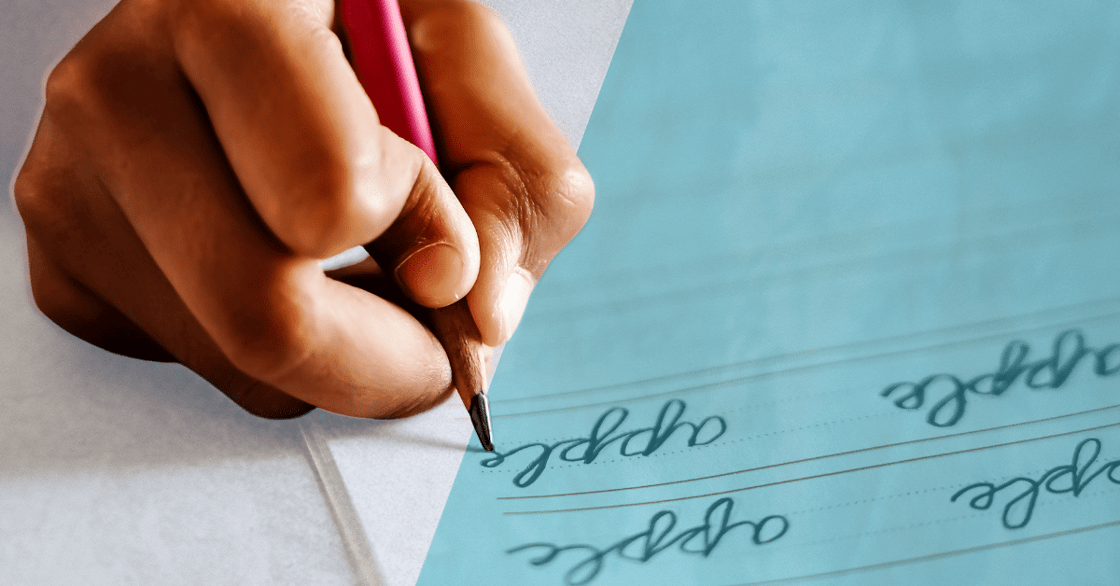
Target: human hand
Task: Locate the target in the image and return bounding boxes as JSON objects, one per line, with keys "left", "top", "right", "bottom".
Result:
{"left": 13, "top": 0, "right": 593, "bottom": 419}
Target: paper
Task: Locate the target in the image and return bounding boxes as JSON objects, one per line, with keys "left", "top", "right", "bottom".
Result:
{"left": 415, "top": 1, "right": 1120, "bottom": 584}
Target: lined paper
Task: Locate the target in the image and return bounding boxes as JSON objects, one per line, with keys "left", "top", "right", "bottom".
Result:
{"left": 416, "top": 1, "right": 1120, "bottom": 584}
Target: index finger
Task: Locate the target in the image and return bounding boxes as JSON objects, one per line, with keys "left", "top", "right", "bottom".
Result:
{"left": 47, "top": 0, "right": 462, "bottom": 417}
{"left": 172, "top": 0, "right": 480, "bottom": 304}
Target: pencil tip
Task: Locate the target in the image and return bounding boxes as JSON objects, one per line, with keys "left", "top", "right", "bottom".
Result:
{"left": 468, "top": 393, "right": 494, "bottom": 451}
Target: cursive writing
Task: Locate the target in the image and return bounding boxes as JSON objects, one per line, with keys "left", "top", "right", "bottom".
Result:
{"left": 481, "top": 399, "right": 727, "bottom": 487}
{"left": 881, "top": 329, "right": 1120, "bottom": 427}
{"left": 507, "top": 497, "right": 789, "bottom": 585}
{"left": 951, "top": 437, "right": 1120, "bottom": 529}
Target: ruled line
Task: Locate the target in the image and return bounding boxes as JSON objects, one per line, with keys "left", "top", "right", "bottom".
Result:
{"left": 496, "top": 403, "right": 1120, "bottom": 500}
{"left": 495, "top": 294, "right": 1120, "bottom": 405}
{"left": 502, "top": 421, "right": 1120, "bottom": 515}
{"left": 497, "top": 308, "right": 1120, "bottom": 417}
{"left": 526, "top": 214, "right": 1120, "bottom": 325}
{"left": 726, "top": 518, "right": 1120, "bottom": 585}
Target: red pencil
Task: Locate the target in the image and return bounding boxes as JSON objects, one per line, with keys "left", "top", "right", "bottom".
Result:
{"left": 341, "top": 0, "right": 494, "bottom": 451}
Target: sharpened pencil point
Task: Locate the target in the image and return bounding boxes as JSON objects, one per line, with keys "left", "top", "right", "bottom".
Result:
{"left": 468, "top": 393, "right": 494, "bottom": 451}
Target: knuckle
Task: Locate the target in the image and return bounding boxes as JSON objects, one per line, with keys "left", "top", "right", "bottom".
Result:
{"left": 174, "top": 0, "right": 333, "bottom": 53}
{"left": 400, "top": 155, "right": 446, "bottom": 225}
{"left": 451, "top": 0, "right": 507, "bottom": 32}
{"left": 272, "top": 156, "right": 378, "bottom": 258}
{"left": 171, "top": 0, "right": 250, "bottom": 57}
{"left": 306, "top": 20, "right": 345, "bottom": 54}
{"left": 13, "top": 168, "right": 72, "bottom": 241}
{"left": 43, "top": 54, "right": 96, "bottom": 125}
{"left": 213, "top": 266, "right": 319, "bottom": 384}
{"left": 44, "top": 0, "right": 178, "bottom": 126}
{"left": 538, "top": 160, "right": 596, "bottom": 241}
{"left": 409, "top": 0, "right": 509, "bottom": 51}
{"left": 174, "top": 0, "right": 235, "bottom": 37}
{"left": 12, "top": 168, "right": 44, "bottom": 224}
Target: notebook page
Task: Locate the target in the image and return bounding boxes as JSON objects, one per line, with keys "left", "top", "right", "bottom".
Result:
{"left": 415, "top": 1, "right": 1120, "bottom": 584}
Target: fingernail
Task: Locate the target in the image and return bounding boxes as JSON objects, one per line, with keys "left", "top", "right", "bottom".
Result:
{"left": 496, "top": 268, "right": 535, "bottom": 344}
{"left": 395, "top": 242, "right": 465, "bottom": 306}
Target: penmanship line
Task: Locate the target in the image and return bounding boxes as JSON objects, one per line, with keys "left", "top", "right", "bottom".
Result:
{"left": 523, "top": 211, "right": 1120, "bottom": 324}
{"left": 495, "top": 306, "right": 1120, "bottom": 417}
{"left": 497, "top": 402, "right": 1120, "bottom": 500}
{"left": 724, "top": 517, "right": 1120, "bottom": 586}
{"left": 496, "top": 293, "right": 1120, "bottom": 405}
{"left": 502, "top": 419, "right": 1120, "bottom": 515}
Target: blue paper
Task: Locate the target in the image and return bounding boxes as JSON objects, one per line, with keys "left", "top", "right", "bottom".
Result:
{"left": 417, "top": 1, "right": 1120, "bottom": 583}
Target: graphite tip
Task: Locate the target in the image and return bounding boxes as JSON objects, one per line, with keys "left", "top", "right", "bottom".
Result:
{"left": 468, "top": 393, "right": 494, "bottom": 452}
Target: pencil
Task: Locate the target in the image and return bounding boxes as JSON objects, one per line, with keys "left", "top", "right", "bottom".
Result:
{"left": 341, "top": 0, "right": 494, "bottom": 450}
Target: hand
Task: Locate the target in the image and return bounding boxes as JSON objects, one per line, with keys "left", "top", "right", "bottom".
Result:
{"left": 13, "top": 0, "right": 593, "bottom": 419}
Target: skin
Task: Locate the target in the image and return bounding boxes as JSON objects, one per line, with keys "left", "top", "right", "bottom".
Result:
{"left": 13, "top": 0, "right": 594, "bottom": 420}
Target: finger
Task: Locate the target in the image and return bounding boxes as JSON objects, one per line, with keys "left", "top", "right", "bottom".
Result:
{"left": 402, "top": 0, "right": 595, "bottom": 345}
{"left": 16, "top": 140, "right": 311, "bottom": 419}
{"left": 25, "top": 234, "right": 174, "bottom": 363}
{"left": 452, "top": 165, "right": 540, "bottom": 347}
{"left": 171, "top": 0, "right": 479, "bottom": 306}
{"left": 327, "top": 258, "right": 501, "bottom": 402}
{"left": 361, "top": 156, "right": 480, "bottom": 308}
{"left": 325, "top": 257, "right": 421, "bottom": 319}
{"left": 51, "top": 25, "right": 454, "bottom": 418}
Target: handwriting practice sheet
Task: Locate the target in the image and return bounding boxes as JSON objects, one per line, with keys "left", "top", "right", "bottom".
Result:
{"left": 415, "top": 1, "right": 1120, "bottom": 584}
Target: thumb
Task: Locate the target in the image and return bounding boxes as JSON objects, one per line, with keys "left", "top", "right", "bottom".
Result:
{"left": 454, "top": 161, "right": 594, "bottom": 347}
{"left": 465, "top": 204, "right": 536, "bottom": 347}
{"left": 364, "top": 152, "right": 480, "bottom": 308}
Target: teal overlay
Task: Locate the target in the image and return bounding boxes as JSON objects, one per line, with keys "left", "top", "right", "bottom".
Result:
{"left": 417, "top": 1, "right": 1120, "bottom": 584}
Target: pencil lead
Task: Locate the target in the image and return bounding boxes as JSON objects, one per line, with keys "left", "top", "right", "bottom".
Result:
{"left": 468, "top": 393, "right": 494, "bottom": 451}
